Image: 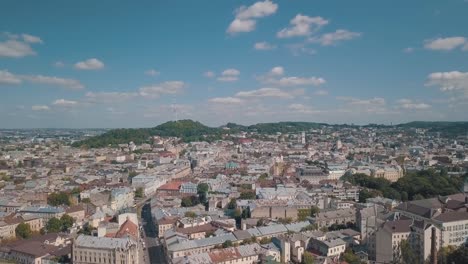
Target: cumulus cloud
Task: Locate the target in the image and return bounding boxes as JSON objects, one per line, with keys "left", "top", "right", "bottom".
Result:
{"left": 288, "top": 103, "right": 318, "bottom": 114}
{"left": 337, "top": 96, "right": 388, "bottom": 113}
{"left": 85, "top": 91, "right": 139, "bottom": 103}
{"left": 309, "top": 29, "right": 361, "bottom": 46}
{"left": 426, "top": 71, "right": 468, "bottom": 92}
{"left": 0, "top": 40, "right": 36, "bottom": 58}
{"left": 276, "top": 76, "right": 326, "bottom": 86}
{"left": 208, "top": 97, "right": 244, "bottom": 104}
{"left": 217, "top": 68, "right": 240, "bottom": 82}
{"left": 52, "top": 99, "right": 78, "bottom": 107}
{"left": 0, "top": 70, "right": 22, "bottom": 85}
{"left": 277, "top": 14, "right": 328, "bottom": 38}
{"left": 270, "top": 66, "right": 284, "bottom": 76}
{"left": 139, "top": 81, "right": 185, "bottom": 98}
{"left": 424, "top": 37, "right": 466, "bottom": 51}
{"left": 145, "top": 69, "right": 159, "bottom": 76}
{"left": 21, "top": 34, "right": 43, "bottom": 44}
{"left": 227, "top": 0, "right": 278, "bottom": 34}
{"left": 74, "top": 58, "right": 105, "bottom": 70}
{"left": 22, "top": 75, "right": 84, "bottom": 90}
{"left": 204, "top": 71, "right": 215, "bottom": 78}
{"left": 403, "top": 47, "right": 414, "bottom": 53}
{"left": 31, "top": 105, "right": 50, "bottom": 111}
{"left": 235, "top": 88, "right": 294, "bottom": 98}
{"left": 257, "top": 67, "right": 325, "bottom": 87}
{"left": 396, "top": 98, "right": 431, "bottom": 110}
{"left": 254, "top": 41, "right": 276, "bottom": 50}
{"left": 314, "top": 89, "right": 328, "bottom": 96}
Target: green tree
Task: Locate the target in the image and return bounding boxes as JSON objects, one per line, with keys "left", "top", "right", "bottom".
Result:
{"left": 46, "top": 217, "right": 62, "bottom": 233}
{"left": 184, "top": 211, "right": 197, "bottom": 218}
{"left": 60, "top": 214, "right": 75, "bottom": 232}
{"left": 302, "top": 252, "right": 315, "bottom": 264}
{"left": 310, "top": 206, "right": 320, "bottom": 217}
{"left": 222, "top": 240, "right": 233, "bottom": 248}
{"left": 197, "top": 183, "right": 209, "bottom": 193}
{"left": 446, "top": 245, "right": 468, "bottom": 264}
{"left": 227, "top": 198, "right": 237, "bottom": 209}
{"left": 135, "top": 187, "right": 144, "bottom": 198}
{"left": 239, "top": 190, "right": 256, "bottom": 200}
{"left": 400, "top": 240, "right": 419, "bottom": 264}
{"left": 128, "top": 171, "right": 138, "bottom": 182}
{"left": 47, "top": 192, "right": 71, "bottom": 206}
{"left": 342, "top": 249, "right": 365, "bottom": 264}
{"left": 15, "top": 223, "right": 32, "bottom": 239}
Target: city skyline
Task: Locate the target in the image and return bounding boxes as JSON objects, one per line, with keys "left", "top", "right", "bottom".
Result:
{"left": 1, "top": 0, "right": 468, "bottom": 128}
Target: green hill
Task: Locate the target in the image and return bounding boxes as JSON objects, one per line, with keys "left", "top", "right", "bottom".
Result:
{"left": 72, "top": 120, "right": 221, "bottom": 148}
{"left": 72, "top": 120, "right": 468, "bottom": 148}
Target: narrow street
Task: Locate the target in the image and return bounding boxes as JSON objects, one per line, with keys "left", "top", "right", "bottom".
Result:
{"left": 141, "top": 202, "right": 168, "bottom": 264}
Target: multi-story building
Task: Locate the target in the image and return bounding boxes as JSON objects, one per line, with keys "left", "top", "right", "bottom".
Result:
{"left": 72, "top": 235, "right": 139, "bottom": 264}
{"left": 311, "top": 208, "right": 356, "bottom": 228}
{"left": 375, "top": 219, "right": 412, "bottom": 263}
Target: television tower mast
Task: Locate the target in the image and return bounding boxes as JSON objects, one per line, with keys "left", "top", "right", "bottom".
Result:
{"left": 171, "top": 98, "right": 178, "bottom": 122}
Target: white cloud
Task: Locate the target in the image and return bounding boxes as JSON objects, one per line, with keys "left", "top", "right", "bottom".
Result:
{"left": 227, "top": 19, "right": 257, "bottom": 34}
{"left": 254, "top": 41, "right": 276, "bottom": 50}
{"left": 0, "top": 70, "right": 84, "bottom": 89}
{"left": 309, "top": 29, "right": 361, "bottom": 46}
{"left": 314, "top": 89, "right": 328, "bottom": 96}
{"left": 286, "top": 43, "right": 316, "bottom": 56}
{"left": 85, "top": 91, "right": 139, "bottom": 103}
{"left": 209, "top": 97, "right": 244, "bottom": 104}
{"left": 0, "top": 70, "right": 22, "bottom": 85}
{"left": 403, "top": 47, "right": 414, "bottom": 53}
{"left": 31, "top": 105, "right": 50, "bottom": 111}
{"left": 257, "top": 67, "right": 325, "bottom": 87}
{"left": 338, "top": 96, "right": 386, "bottom": 106}
{"left": 235, "top": 88, "right": 294, "bottom": 98}
{"left": 424, "top": 37, "right": 466, "bottom": 51}
{"left": 270, "top": 66, "right": 284, "bottom": 76}
{"left": 396, "top": 98, "right": 431, "bottom": 110}
{"left": 227, "top": 0, "right": 278, "bottom": 34}
{"left": 277, "top": 14, "right": 328, "bottom": 38}
{"left": 145, "top": 69, "right": 159, "bottom": 76}
{"left": 426, "top": 71, "right": 468, "bottom": 92}
{"left": 204, "top": 71, "right": 215, "bottom": 78}
{"left": 22, "top": 75, "right": 84, "bottom": 90}
{"left": 337, "top": 96, "right": 388, "bottom": 113}
{"left": 288, "top": 103, "right": 317, "bottom": 114}
{"left": 139, "top": 81, "right": 185, "bottom": 98}
{"left": 217, "top": 68, "right": 240, "bottom": 82}
{"left": 74, "top": 58, "right": 105, "bottom": 70}
{"left": 54, "top": 61, "right": 65, "bottom": 67}
{"left": 0, "top": 40, "right": 36, "bottom": 58}
{"left": 21, "top": 34, "right": 43, "bottom": 44}
{"left": 52, "top": 99, "right": 78, "bottom": 107}
{"left": 276, "top": 76, "right": 326, "bottom": 86}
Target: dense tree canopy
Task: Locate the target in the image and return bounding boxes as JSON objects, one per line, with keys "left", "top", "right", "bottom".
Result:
{"left": 15, "top": 223, "right": 32, "bottom": 239}
{"left": 342, "top": 170, "right": 464, "bottom": 201}
{"left": 47, "top": 192, "right": 71, "bottom": 206}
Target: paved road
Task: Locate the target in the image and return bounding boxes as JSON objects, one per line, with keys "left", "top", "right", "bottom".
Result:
{"left": 141, "top": 202, "right": 168, "bottom": 264}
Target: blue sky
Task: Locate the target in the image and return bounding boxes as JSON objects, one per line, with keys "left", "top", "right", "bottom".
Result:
{"left": 1, "top": 0, "right": 467, "bottom": 128}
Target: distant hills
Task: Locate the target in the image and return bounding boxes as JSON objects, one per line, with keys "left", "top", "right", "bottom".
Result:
{"left": 72, "top": 119, "right": 468, "bottom": 148}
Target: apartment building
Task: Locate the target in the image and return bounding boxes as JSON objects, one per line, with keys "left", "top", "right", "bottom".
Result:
{"left": 375, "top": 219, "right": 412, "bottom": 263}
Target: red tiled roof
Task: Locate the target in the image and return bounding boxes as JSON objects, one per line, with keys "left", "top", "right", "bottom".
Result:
{"left": 115, "top": 219, "right": 138, "bottom": 239}
{"left": 158, "top": 181, "right": 184, "bottom": 191}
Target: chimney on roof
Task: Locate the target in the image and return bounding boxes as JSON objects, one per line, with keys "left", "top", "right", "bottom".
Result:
{"left": 430, "top": 227, "right": 437, "bottom": 264}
